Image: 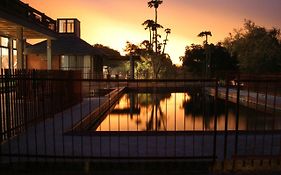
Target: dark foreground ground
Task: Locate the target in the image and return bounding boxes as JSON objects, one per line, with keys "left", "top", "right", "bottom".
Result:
{"left": 1, "top": 160, "right": 281, "bottom": 175}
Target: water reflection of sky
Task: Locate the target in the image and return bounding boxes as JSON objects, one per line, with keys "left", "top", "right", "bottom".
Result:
{"left": 94, "top": 92, "right": 279, "bottom": 132}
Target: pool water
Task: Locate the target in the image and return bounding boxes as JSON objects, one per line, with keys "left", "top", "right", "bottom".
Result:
{"left": 92, "top": 90, "right": 280, "bottom": 132}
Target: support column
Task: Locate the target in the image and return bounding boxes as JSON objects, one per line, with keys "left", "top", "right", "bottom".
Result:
{"left": 8, "top": 37, "right": 13, "bottom": 69}
{"left": 130, "top": 56, "right": 134, "bottom": 80}
{"left": 23, "top": 39, "right": 27, "bottom": 69}
{"left": 47, "top": 38, "right": 52, "bottom": 70}
{"left": 16, "top": 27, "right": 24, "bottom": 69}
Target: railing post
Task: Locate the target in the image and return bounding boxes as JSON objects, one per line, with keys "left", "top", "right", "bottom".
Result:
{"left": 0, "top": 69, "right": 3, "bottom": 146}
{"left": 4, "top": 69, "right": 11, "bottom": 139}
{"left": 233, "top": 75, "right": 240, "bottom": 170}
{"left": 130, "top": 56, "right": 134, "bottom": 80}
{"left": 213, "top": 79, "right": 218, "bottom": 163}
{"left": 223, "top": 76, "right": 229, "bottom": 161}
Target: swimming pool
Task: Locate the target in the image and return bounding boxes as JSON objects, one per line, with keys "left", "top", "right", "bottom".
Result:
{"left": 90, "top": 89, "right": 280, "bottom": 132}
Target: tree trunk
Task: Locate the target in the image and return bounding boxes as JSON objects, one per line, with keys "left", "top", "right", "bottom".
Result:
{"left": 162, "top": 33, "right": 168, "bottom": 54}
{"left": 155, "top": 7, "right": 158, "bottom": 53}
{"left": 149, "top": 29, "right": 152, "bottom": 50}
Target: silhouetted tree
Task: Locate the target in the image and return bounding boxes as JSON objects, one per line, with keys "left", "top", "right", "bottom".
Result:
{"left": 140, "top": 40, "right": 152, "bottom": 51}
{"left": 142, "top": 19, "right": 155, "bottom": 49}
{"left": 124, "top": 41, "right": 142, "bottom": 55}
{"left": 93, "top": 44, "right": 121, "bottom": 58}
{"left": 162, "top": 28, "right": 171, "bottom": 54}
{"left": 223, "top": 20, "right": 281, "bottom": 73}
{"left": 124, "top": 41, "right": 152, "bottom": 78}
{"left": 181, "top": 44, "right": 205, "bottom": 75}
{"left": 152, "top": 22, "right": 164, "bottom": 53}
{"left": 197, "top": 31, "right": 212, "bottom": 77}
{"left": 124, "top": 41, "right": 174, "bottom": 79}
{"left": 181, "top": 43, "right": 238, "bottom": 78}
{"left": 198, "top": 31, "right": 212, "bottom": 45}
{"left": 148, "top": 0, "right": 163, "bottom": 53}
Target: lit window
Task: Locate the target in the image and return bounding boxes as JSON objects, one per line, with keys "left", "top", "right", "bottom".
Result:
{"left": 60, "top": 55, "right": 69, "bottom": 70}
{"left": 13, "top": 40, "right": 16, "bottom": 49}
{"left": 67, "top": 20, "right": 75, "bottom": 33}
{"left": 0, "top": 37, "right": 8, "bottom": 47}
{"left": 69, "top": 56, "right": 76, "bottom": 69}
{"left": 59, "top": 20, "right": 67, "bottom": 33}
{"left": 13, "top": 50, "right": 17, "bottom": 69}
{"left": 1, "top": 48, "right": 9, "bottom": 69}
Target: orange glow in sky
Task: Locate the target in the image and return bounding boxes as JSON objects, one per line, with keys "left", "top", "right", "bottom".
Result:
{"left": 22, "top": 0, "right": 281, "bottom": 65}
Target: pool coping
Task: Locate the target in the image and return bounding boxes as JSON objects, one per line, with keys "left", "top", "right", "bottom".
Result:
{"left": 70, "top": 87, "right": 127, "bottom": 132}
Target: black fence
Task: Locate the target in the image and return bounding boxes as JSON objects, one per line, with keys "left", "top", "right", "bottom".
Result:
{"left": 0, "top": 69, "right": 82, "bottom": 142}
{"left": 1, "top": 69, "right": 281, "bottom": 173}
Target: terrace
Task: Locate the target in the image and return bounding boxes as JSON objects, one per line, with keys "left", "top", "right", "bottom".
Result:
{"left": 1, "top": 0, "right": 281, "bottom": 174}
{"left": 1, "top": 70, "right": 281, "bottom": 174}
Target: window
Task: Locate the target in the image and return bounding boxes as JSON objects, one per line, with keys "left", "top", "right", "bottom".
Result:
{"left": 1, "top": 48, "right": 9, "bottom": 69}
{"left": 60, "top": 55, "right": 69, "bottom": 70}
{"left": 13, "top": 40, "right": 16, "bottom": 49}
{"left": 58, "top": 19, "right": 75, "bottom": 33}
{"left": 67, "top": 20, "right": 75, "bottom": 33}
{"left": 13, "top": 50, "right": 17, "bottom": 69}
{"left": 0, "top": 37, "right": 19, "bottom": 69}
{"left": 76, "top": 56, "right": 84, "bottom": 69}
{"left": 59, "top": 20, "right": 67, "bottom": 33}
{"left": 69, "top": 56, "right": 77, "bottom": 69}
{"left": 60, "top": 55, "right": 92, "bottom": 79}
{"left": 0, "top": 37, "right": 8, "bottom": 47}
{"left": 83, "top": 56, "right": 91, "bottom": 79}
{"left": 48, "top": 23, "right": 55, "bottom": 31}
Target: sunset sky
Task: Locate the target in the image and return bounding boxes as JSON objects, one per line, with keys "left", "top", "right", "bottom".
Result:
{"left": 22, "top": 0, "right": 281, "bottom": 65}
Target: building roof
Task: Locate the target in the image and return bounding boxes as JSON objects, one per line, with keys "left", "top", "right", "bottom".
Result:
{"left": 0, "top": 0, "right": 57, "bottom": 39}
{"left": 26, "top": 35, "right": 104, "bottom": 56}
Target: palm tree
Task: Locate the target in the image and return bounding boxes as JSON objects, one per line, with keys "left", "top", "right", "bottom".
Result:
{"left": 197, "top": 31, "right": 212, "bottom": 45}
{"left": 148, "top": 0, "right": 163, "bottom": 22}
{"left": 198, "top": 31, "right": 212, "bottom": 77}
{"left": 162, "top": 28, "right": 171, "bottom": 54}
{"left": 152, "top": 22, "right": 163, "bottom": 53}
{"left": 148, "top": 0, "right": 163, "bottom": 53}
{"left": 142, "top": 19, "right": 155, "bottom": 49}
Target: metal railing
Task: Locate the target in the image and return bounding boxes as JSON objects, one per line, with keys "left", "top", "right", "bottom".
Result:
{"left": 0, "top": 69, "right": 82, "bottom": 142}
{"left": 0, "top": 69, "right": 281, "bottom": 173}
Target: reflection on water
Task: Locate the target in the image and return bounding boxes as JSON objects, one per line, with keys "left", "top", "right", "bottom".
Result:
{"left": 94, "top": 90, "right": 280, "bottom": 131}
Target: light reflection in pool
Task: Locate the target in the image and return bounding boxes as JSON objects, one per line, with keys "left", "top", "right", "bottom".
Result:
{"left": 93, "top": 92, "right": 278, "bottom": 132}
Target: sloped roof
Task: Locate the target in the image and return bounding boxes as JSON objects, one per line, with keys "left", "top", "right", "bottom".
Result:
{"left": 26, "top": 35, "right": 104, "bottom": 56}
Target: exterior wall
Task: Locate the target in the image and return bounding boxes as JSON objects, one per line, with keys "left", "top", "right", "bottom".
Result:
{"left": 26, "top": 54, "right": 47, "bottom": 69}
{"left": 26, "top": 53, "right": 103, "bottom": 78}
{"left": 26, "top": 54, "right": 60, "bottom": 70}
{"left": 52, "top": 55, "right": 60, "bottom": 70}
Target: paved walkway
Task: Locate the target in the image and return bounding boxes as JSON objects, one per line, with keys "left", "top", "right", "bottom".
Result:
{"left": 207, "top": 87, "right": 281, "bottom": 111}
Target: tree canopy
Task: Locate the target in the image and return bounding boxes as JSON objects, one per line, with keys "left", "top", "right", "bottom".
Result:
{"left": 198, "top": 31, "right": 212, "bottom": 45}
{"left": 124, "top": 41, "right": 175, "bottom": 79}
{"left": 181, "top": 43, "right": 238, "bottom": 77}
{"left": 93, "top": 44, "right": 121, "bottom": 59}
{"left": 223, "top": 20, "right": 281, "bottom": 73}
